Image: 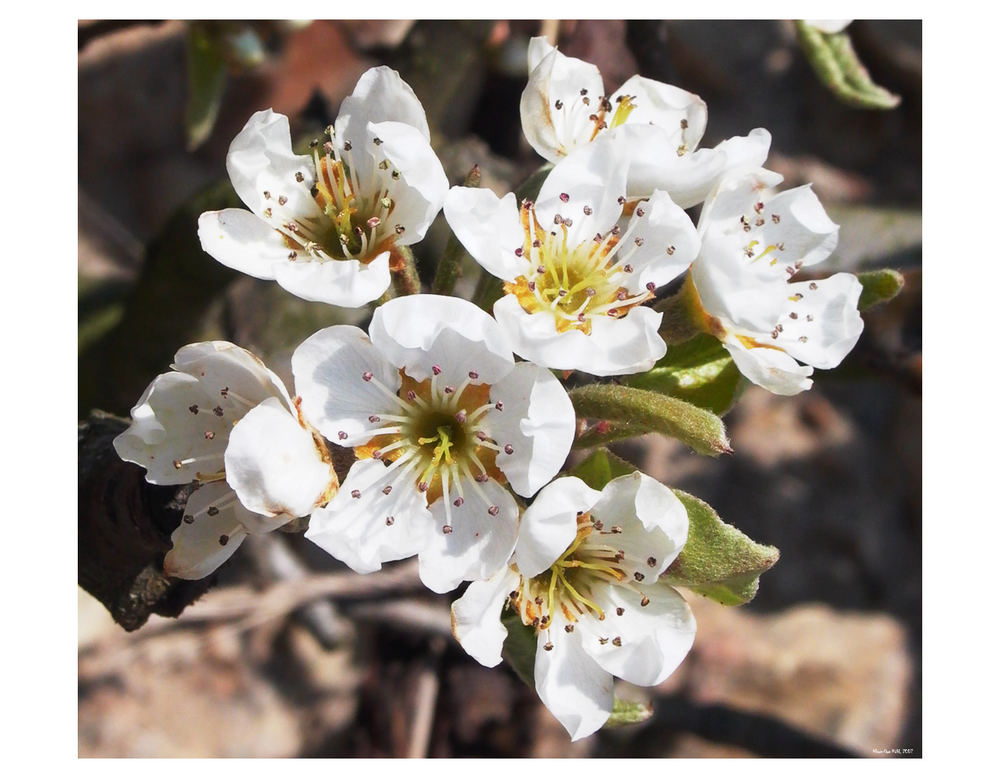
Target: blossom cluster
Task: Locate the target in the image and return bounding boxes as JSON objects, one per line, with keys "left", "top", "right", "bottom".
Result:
{"left": 114, "top": 43, "right": 864, "bottom": 741}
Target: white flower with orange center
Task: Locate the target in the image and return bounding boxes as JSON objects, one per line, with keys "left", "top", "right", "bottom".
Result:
{"left": 689, "top": 168, "right": 865, "bottom": 395}
{"left": 452, "top": 473, "right": 696, "bottom": 741}
{"left": 294, "top": 295, "right": 576, "bottom": 593}
{"left": 521, "top": 36, "right": 771, "bottom": 208}
{"left": 198, "top": 66, "right": 448, "bottom": 307}
{"left": 113, "top": 342, "right": 338, "bottom": 579}
{"left": 445, "top": 137, "right": 700, "bottom": 376}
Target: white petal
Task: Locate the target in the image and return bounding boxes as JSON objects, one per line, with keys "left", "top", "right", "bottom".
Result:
{"left": 224, "top": 397, "right": 333, "bottom": 518}
{"left": 534, "top": 627, "right": 614, "bottom": 741}
{"left": 535, "top": 136, "right": 628, "bottom": 245}
{"left": 273, "top": 251, "right": 391, "bottom": 307}
{"left": 418, "top": 477, "right": 519, "bottom": 593}
{"left": 723, "top": 335, "right": 814, "bottom": 395}
{"left": 520, "top": 42, "right": 605, "bottom": 162}
{"left": 588, "top": 471, "right": 688, "bottom": 577}
{"left": 610, "top": 74, "right": 707, "bottom": 151}
{"left": 367, "top": 120, "right": 448, "bottom": 244}
{"left": 291, "top": 325, "right": 401, "bottom": 446}
{"left": 369, "top": 294, "right": 514, "bottom": 387}
{"left": 305, "top": 459, "right": 434, "bottom": 574}
{"left": 806, "top": 19, "right": 852, "bottom": 34}
{"left": 486, "top": 362, "right": 575, "bottom": 498}
{"left": 197, "top": 209, "right": 290, "bottom": 280}
{"left": 163, "top": 482, "right": 250, "bottom": 579}
{"left": 526, "top": 35, "right": 555, "bottom": 72}
{"left": 225, "top": 109, "right": 314, "bottom": 216}
{"left": 493, "top": 294, "right": 666, "bottom": 376}
{"left": 514, "top": 477, "right": 602, "bottom": 579}
{"left": 443, "top": 187, "right": 528, "bottom": 282}
{"left": 173, "top": 341, "right": 292, "bottom": 410}
{"left": 334, "top": 65, "right": 431, "bottom": 144}
{"left": 451, "top": 567, "right": 522, "bottom": 667}
{"left": 777, "top": 273, "right": 864, "bottom": 369}
{"left": 616, "top": 189, "right": 700, "bottom": 296}
{"left": 576, "top": 582, "right": 696, "bottom": 687}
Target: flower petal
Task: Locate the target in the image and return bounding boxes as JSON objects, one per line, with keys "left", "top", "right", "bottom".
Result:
{"left": 451, "top": 567, "right": 522, "bottom": 667}
{"left": 535, "top": 136, "right": 628, "bottom": 245}
{"left": 224, "top": 397, "right": 334, "bottom": 518}
{"left": 305, "top": 458, "right": 434, "bottom": 574}
{"left": 777, "top": 273, "right": 864, "bottom": 369}
{"left": 723, "top": 335, "right": 814, "bottom": 395}
{"left": 534, "top": 627, "right": 614, "bottom": 741}
{"left": 616, "top": 189, "right": 700, "bottom": 296}
{"left": 514, "top": 476, "right": 602, "bottom": 579}
{"left": 587, "top": 471, "right": 688, "bottom": 577}
{"left": 197, "top": 208, "right": 289, "bottom": 281}
{"left": 292, "top": 325, "right": 401, "bottom": 446}
{"left": 173, "top": 341, "right": 292, "bottom": 410}
{"left": 443, "top": 187, "right": 528, "bottom": 282}
{"left": 162, "top": 482, "right": 250, "bottom": 579}
{"left": 334, "top": 65, "right": 431, "bottom": 144}
{"left": 369, "top": 294, "right": 514, "bottom": 387}
{"left": 367, "top": 119, "right": 448, "bottom": 244}
{"left": 610, "top": 74, "right": 707, "bottom": 152}
{"left": 576, "top": 581, "right": 696, "bottom": 687}
{"left": 486, "top": 362, "right": 575, "bottom": 498}
{"left": 418, "top": 477, "right": 519, "bottom": 593}
{"left": 273, "top": 251, "right": 391, "bottom": 307}
{"left": 493, "top": 294, "right": 666, "bottom": 376}
{"left": 520, "top": 40, "right": 605, "bottom": 162}
{"left": 225, "top": 109, "right": 314, "bottom": 217}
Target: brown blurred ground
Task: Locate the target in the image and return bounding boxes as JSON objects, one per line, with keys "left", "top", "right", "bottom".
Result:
{"left": 79, "top": 19, "right": 921, "bottom": 757}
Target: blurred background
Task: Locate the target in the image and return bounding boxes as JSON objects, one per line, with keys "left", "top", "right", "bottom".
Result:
{"left": 78, "top": 19, "right": 921, "bottom": 757}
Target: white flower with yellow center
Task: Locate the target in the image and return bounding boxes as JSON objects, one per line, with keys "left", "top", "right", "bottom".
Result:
{"left": 198, "top": 66, "right": 448, "bottom": 307}
{"left": 294, "top": 294, "right": 576, "bottom": 593}
{"left": 452, "top": 473, "right": 696, "bottom": 741}
{"left": 445, "top": 137, "right": 700, "bottom": 376}
{"left": 520, "top": 36, "right": 771, "bottom": 208}
{"left": 689, "top": 168, "right": 864, "bottom": 395}
{"left": 113, "top": 342, "right": 338, "bottom": 579}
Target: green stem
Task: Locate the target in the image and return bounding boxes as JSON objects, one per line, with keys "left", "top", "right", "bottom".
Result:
{"left": 392, "top": 244, "right": 422, "bottom": 297}
{"left": 433, "top": 165, "right": 481, "bottom": 296}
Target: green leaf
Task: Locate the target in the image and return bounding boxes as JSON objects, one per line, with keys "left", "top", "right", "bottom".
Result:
{"left": 569, "top": 384, "right": 731, "bottom": 457}
{"left": 569, "top": 448, "right": 635, "bottom": 490}
{"left": 625, "top": 333, "right": 746, "bottom": 415}
{"left": 663, "top": 490, "right": 779, "bottom": 605}
{"left": 795, "top": 21, "right": 901, "bottom": 110}
{"left": 857, "top": 268, "right": 905, "bottom": 311}
{"left": 605, "top": 698, "right": 653, "bottom": 728}
{"left": 185, "top": 24, "right": 228, "bottom": 150}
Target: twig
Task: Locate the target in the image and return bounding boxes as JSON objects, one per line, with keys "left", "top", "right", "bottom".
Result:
{"left": 406, "top": 637, "right": 446, "bottom": 758}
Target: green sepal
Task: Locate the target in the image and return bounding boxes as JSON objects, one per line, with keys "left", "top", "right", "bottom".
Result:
{"left": 185, "top": 23, "right": 228, "bottom": 150}
{"left": 795, "top": 21, "right": 901, "bottom": 110}
{"left": 625, "top": 333, "right": 746, "bottom": 416}
{"left": 569, "top": 384, "right": 731, "bottom": 457}
{"left": 857, "top": 268, "right": 905, "bottom": 311}
{"left": 663, "top": 490, "right": 780, "bottom": 606}
{"left": 569, "top": 448, "right": 634, "bottom": 490}
{"left": 605, "top": 698, "right": 654, "bottom": 728}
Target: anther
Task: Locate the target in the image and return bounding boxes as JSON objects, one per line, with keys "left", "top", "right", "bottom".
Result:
{"left": 455, "top": 410, "right": 467, "bottom": 423}
{"left": 351, "top": 490, "right": 361, "bottom": 499}
{"left": 418, "top": 482, "right": 429, "bottom": 493}
{"left": 476, "top": 430, "right": 487, "bottom": 441}
{"left": 373, "top": 136, "right": 382, "bottom": 146}
{"left": 494, "top": 401, "right": 504, "bottom": 411}
{"left": 617, "top": 291, "right": 627, "bottom": 301}
{"left": 623, "top": 264, "right": 633, "bottom": 273}
{"left": 504, "top": 444, "right": 514, "bottom": 455}
{"left": 338, "top": 431, "right": 348, "bottom": 440}
{"left": 536, "top": 265, "right": 546, "bottom": 274}
{"left": 772, "top": 214, "right": 781, "bottom": 224}
{"left": 468, "top": 371, "right": 479, "bottom": 379}
{"left": 544, "top": 642, "right": 554, "bottom": 651}
{"left": 754, "top": 201, "right": 764, "bottom": 213}
{"left": 636, "top": 207, "right": 645, "bottom": 217}
{"left": 580, "top": 88, "right": 588, "bottom": 96}
{"left": 611, "top": 525, "right": 623, "bottom": 534}
{"left": 583, "top": 205, "right": 592, "bottom": 215}
{"left": 611, "top": 225, "right": 621, "bottom": 236}
{"left": 369, "top": 414, "right": 381, "bottom": 423}
{"left": 172, "top": 459, "right": 183, "bottom": 470}
{"left": 666, "top": 245, "right": 675, "bottom": 255}
{"left": 799, "top": 336, "right": 809, "bottom": 343}
{"left": 204, "top": 431, "right": 215, "bottom": 440}
{"left": 599, "top": 637, "right": 609, "bottom": 645}
{"left": 488, "top": 505, "right": 500, "bottom": 516}
{"left": 383, "top": 485, "right": 393, "bottom": 495}
{"left": 367, "top": 216, "right": 381, "bottom": 229}
{"left": 617, "top": 196, "right": 626, "bottom": 205}
{"left": 442, "top": 525, "right": 453, "bottom": 534}
{"left": 607, "top": 308, "right": 619, "bottom": 317}
{"left": 514, "top": 247, "right": 524, "bottom": 257}
{"left": 295, "top": 172, "right": 305, "bottom": 183}
{"left": 681, "top": 118, "right": 689, "bottom": 129}
{"left": 444, "top": 385, "right": 455, "bottom": 394}
{"left": 263, "top": 208, "right": 273, "bottom": 219}
{"left": 407, "top": 390, "right": 417, "bottom": 401}
{"left": 475, "top": 473, "right": 489, "bottom": 483}
{"left": 219, "top": 534, "right": 229, "bottom": 546}
{"left": 213, "top": 407, "right": 224, "bottom": 417}
{"left": 532, "top": 239, "right": 541, "bottom": 248}
{"left": 453, "top": 497, "right": 464, "bottom": 507}
{"left": 585, "top": 287, "right": 596, "bottom": 297}
{"left": 646, "top": 282, "right": 656, "bottom": 291}
{"left": 647, "top": 556, "right": 657, "bottom": 567}
{"left": 809, "top": 282, "right": 818, "bottom": 290}
{"left": 278, "top": 195, "right": 288, "bottom": 206}
{"left": 634, "top": 572, "right": 645, "bottom": 581}
{"left": 189, "top": 404, "right": 199, "bottom": 414}
{"left": 263, "top": 190, "right": 271, "bottom": 200}
{"left": 558, "top": 289, "right": 568, "bottom": 297}
{"left": 386, "top": 516, "right": 395, "bottom": 526}
{"left": 432, "top": 365, "right": 442, "bottom": 376}
{"left": 593, "top": 520, "right": 604, "bottom": 530}
{"left": 612, "top": 637, "right": 622, "bottom": 647}
{"left": 324, "top": 141, "right": 334, "bottom": 153}
{"left": 288, "top": 252, "right": 297, "bottom": 260}
{"left": 343, "top": 140, "right": 352, "bottom": 151}
{"left": 640, "top": 595, "right": 650, "bottom": 607}
{"left": 182, "top": 515, "right": 194, "bottom": 524}
{"left": 564, "top": 624, "right": 574, "bottom": 633}
{"left": 559, "top": 192, "right": 569, "bottom": 203}
{"left": 554, "top": 99, "right": 563, "bottom": 109}
{"left": 616, "top": 607, "right": 625, "bottom": 616}
{"left": 372, "top": 450, "right": 382, "bottom": 460}
{"left": 395, "top": 225, "right": 405, "bottom": 235}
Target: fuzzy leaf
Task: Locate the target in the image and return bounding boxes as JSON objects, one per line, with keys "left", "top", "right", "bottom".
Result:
{"left": 664, "top": 490, "right": 779, "bottom": 605}
{"left": 625, "top": 333, "right": 746, "bottom": 415}
{"left": 570, "top": 384, "right": 731, "bottom": 457}
{"left": 857, "top": 268, "right": 905, "bottom": 311}
{"left": 185, "top": 24, "right": 228, "bottom": 150}
{"left": 570, "top": 448, "right": 635, "bottom": 490}
{"left": 795, "top": 21, "right": 900, "bottom": 110}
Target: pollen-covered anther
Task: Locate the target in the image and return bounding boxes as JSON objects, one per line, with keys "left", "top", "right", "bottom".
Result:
{"left": 351, "top": 489, "right": 361, "bottom": 499}
{"left": 504, "top": 444, "right": 514, "bottom": 455}
{"left": 488, "top": 505, "right": 500, "bottom": 516}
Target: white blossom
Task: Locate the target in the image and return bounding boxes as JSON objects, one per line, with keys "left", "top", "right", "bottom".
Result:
{"left": 690, "top": 169, "right": 864, "bottom": 395}
{"left": 198, "top": 67, "right": 448, "bottom": 307}
{"left": 113, "top": 342, "right": 337, "bottom": 579}
{"left": 294, "top": 294, "right": 576, "bottom": 593}
{"left": 520, "top": 36, "right": 771, "bottom": 208}
{"left": 445, "top": 137, "right": 699, "bottom": 376}
{"left": 452, "top": 473, "right": 696, "bottom": 740}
